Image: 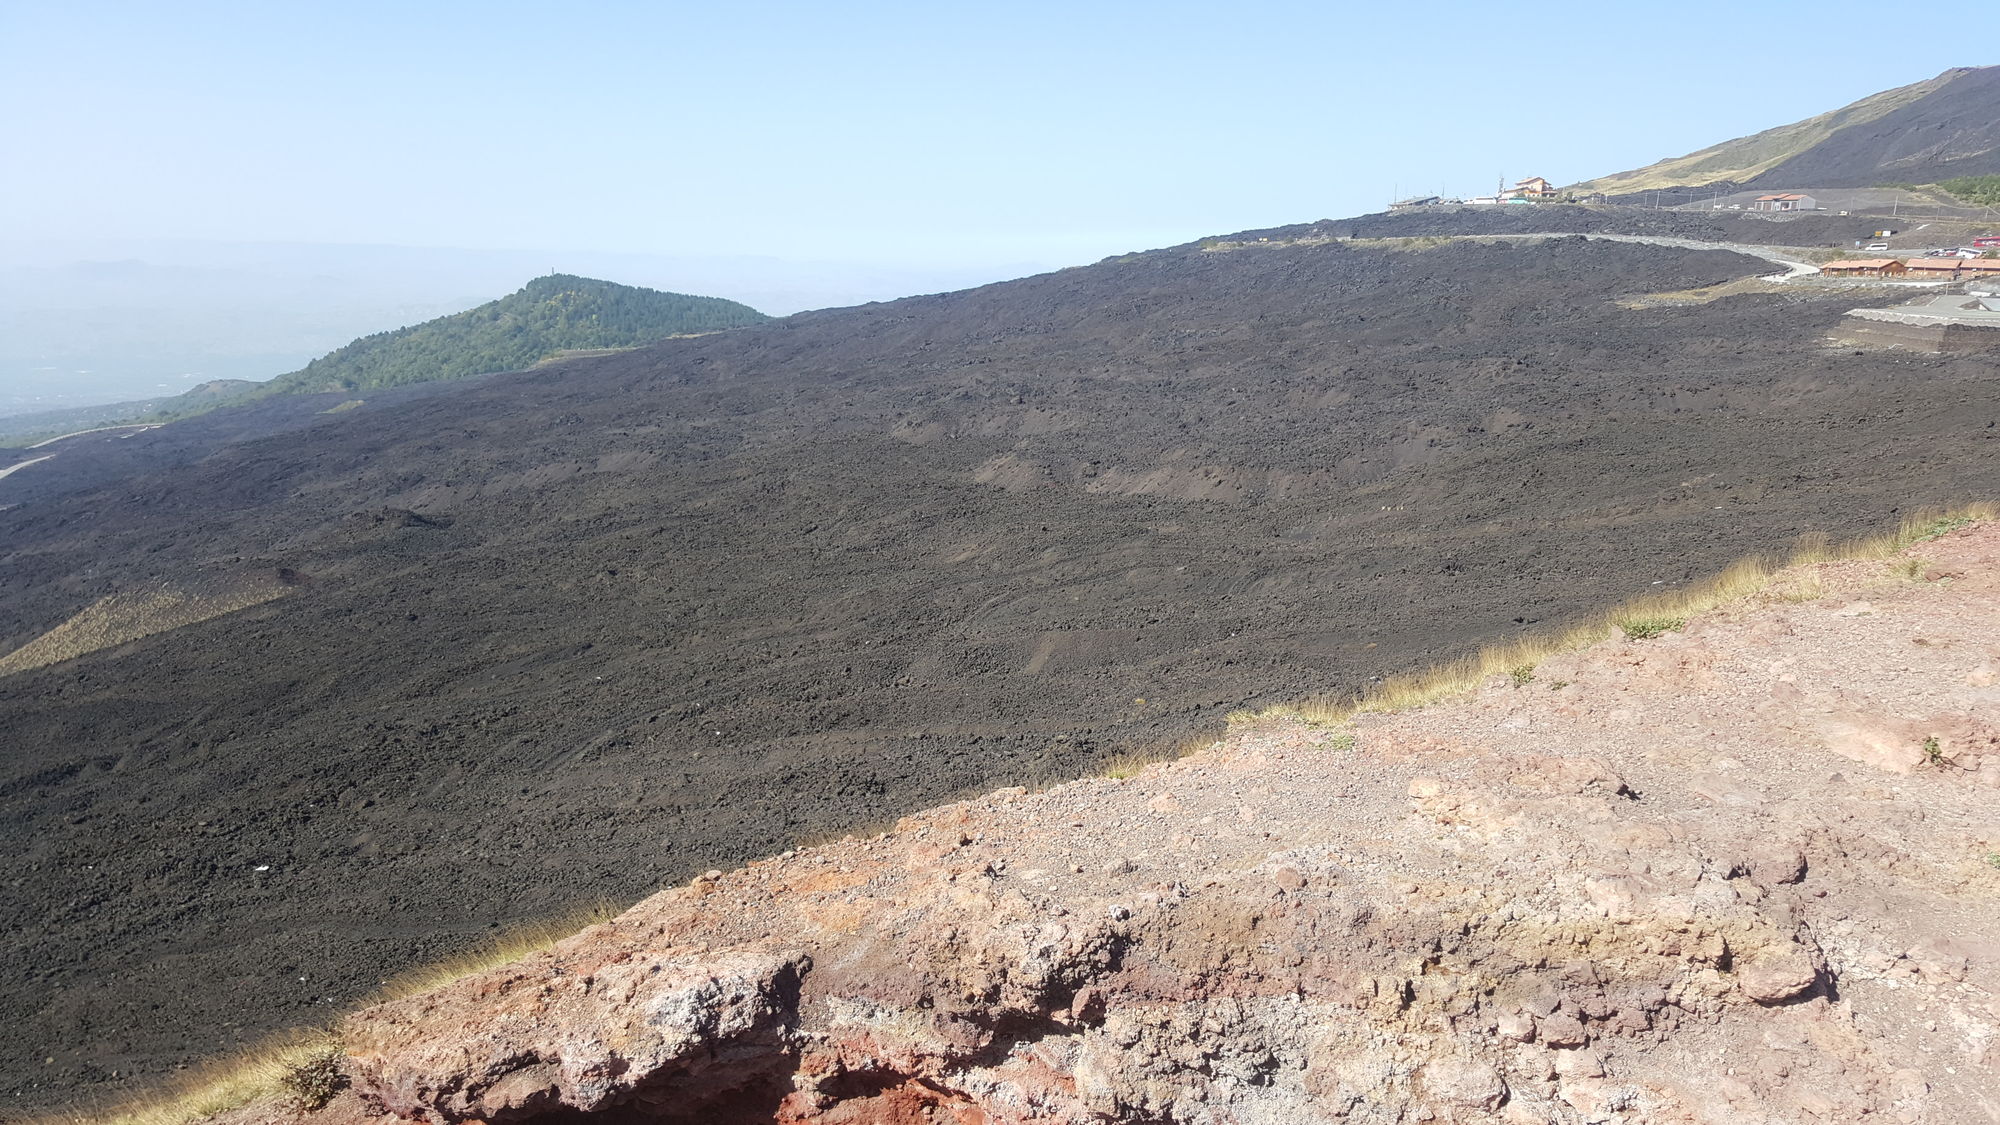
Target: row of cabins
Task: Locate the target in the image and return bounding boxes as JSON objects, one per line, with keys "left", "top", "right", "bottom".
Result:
{"left": 1822, "top": 258, "right": 2000, "bottom": 279}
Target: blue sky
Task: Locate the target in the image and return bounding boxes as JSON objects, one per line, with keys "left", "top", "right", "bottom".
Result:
{"left": 3, "top": 0, "right": 1994, "bottom": 271}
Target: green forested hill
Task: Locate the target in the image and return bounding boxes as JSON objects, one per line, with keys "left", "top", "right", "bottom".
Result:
{"left": 259, "top": 275, "right": 769, "bottom": 395}
{"left": 1940, "top": 174, "right": 2000, "bottom": 207}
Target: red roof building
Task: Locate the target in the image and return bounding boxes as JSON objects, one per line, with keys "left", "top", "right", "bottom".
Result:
{"left": 1750, "top": 193, "right": 1818, "bottom": 212}
{"left": 1904, "top": 259, "right": 1964, "bottom": 277}
{"left": 1821, "top": 259, "right": 1906, "bottom": 277}
{"left": 1501, "top": 177, "right": 1558, "bottom": 200}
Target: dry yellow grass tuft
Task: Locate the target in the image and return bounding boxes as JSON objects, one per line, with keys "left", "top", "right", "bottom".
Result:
{"left": 372, "top": 900, "right": 626, "bottom": 1001}
{"left": 1615, "top": 275, "right": 1791, "bottom": 309}
{"left": 43, "top": 901, "right": 625, "bottom": 1125}
{"left": 34, "top": 1030, "right": 343, "bottom": 1125}
{"left": 1200, "top": 234, "right": 1494, "bottom": 255}
{"left": 0, "top": 580, "right": 291, "bottom": 679}
{"left": 1100, "top": 734, "right": 1218, "bottom": 779}
{"left": 1339, "top": 235, "right": 1463, "bottom": 253}
{"left": 1249, "top": 504, "right": 1995, "bottom": 726}
{"left": 1199, "top": 233, "right": 1355, "bottom": 253}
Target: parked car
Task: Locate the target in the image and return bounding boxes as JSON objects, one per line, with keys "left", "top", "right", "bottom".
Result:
{"left": 1864, "top": 243, "right": 1890, "bottom": 252}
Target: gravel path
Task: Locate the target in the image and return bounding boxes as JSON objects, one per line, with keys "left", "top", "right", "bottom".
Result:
{"left": 1479, "top": 232, "right": 1823, "bottom": 280}
{"left": 26, "top": 423, "right": 162, "bottom": 450}
{"left": 0, "top": 454, "right": 53, "bottom": 482}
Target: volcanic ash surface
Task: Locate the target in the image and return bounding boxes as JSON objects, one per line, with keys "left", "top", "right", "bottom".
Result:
{"left": 235, "top": 524, "right": 2000, "bottom": 1125}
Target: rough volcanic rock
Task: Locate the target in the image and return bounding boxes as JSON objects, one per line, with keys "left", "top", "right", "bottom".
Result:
{"left": 216, "top": 521, "right": 2000, "bottom": 1124}
{"left": 1746, "top": 65, "right": 2000, "bottom": 189}
{"left": 23, "top": 216, "right": 2000, "bottom": 1106}
{"left": 1569, "top": 65, "right": 2000, "bottom": 197}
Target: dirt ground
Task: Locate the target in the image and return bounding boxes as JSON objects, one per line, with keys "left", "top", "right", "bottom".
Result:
{"left": 250, "top": 522, "right": 2000, "bottom": 1125}
{"left": 4, "top": 221, "right": 1999, "bottom": 1110}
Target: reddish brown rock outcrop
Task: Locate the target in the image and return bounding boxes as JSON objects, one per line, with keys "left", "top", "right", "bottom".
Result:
{"left": 235, "top": 524, "right": 2000, "bottom": 1124}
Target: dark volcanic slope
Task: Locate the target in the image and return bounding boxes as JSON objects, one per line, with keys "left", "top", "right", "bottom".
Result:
{"left": 1270, "top": 206, "right": 1887, "bottom": 246}
{"left": 1747, "top": 65, "right": 2000, "bottom": 189}
{"left": 1572, "top": 65, "right": 2000, "bottom": 197}
{"left": 5, "top": 229, "right": 2000, "bottom": 1108}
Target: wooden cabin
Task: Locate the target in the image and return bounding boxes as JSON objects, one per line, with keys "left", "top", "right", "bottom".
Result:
{"left": 1750, "top": 193, "right": 1818, "bottom": 212}
{"left": 1820, "top": 259, "right": 1906, "bottom": 278}
{"left": 1905, "top": 259, "right": 1965, "bottom": 279}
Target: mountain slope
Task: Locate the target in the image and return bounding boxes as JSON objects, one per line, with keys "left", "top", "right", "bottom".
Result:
{"left": 257, "top": 274, "right": 769, "bottom": 395}
{"left": 1571, "top": 65, "right": 2000, "bottom": 195}
{"left": 228, "top": 519, "right": 2000, "bottom": 1125}
{"left": 0, "top": 380, "right": 256, "bottom": 445}
{"left": 5, "top": 214, "right": 2000, "bottom": 1108}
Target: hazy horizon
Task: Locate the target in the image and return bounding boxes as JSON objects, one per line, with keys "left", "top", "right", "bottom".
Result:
{"left": 3, "top": 0, "right": 1987, "bottom": 407}
{"left": 0, "top": 236, "right": 1053, "bottom": 414}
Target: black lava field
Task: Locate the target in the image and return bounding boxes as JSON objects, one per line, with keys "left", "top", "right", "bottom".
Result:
{"left": 4, "top": 209, "right": 1998, "bottom": 1107}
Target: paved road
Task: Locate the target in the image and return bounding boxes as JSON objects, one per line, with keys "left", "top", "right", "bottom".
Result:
{"left": 26, "top": 422, "right": 162, "bottom": 449}
{"left": 1478, "top": 233, "right": 1822, "bottom": 280}
{"left": 0, "top": 455, "right": 54, "bottom": 482}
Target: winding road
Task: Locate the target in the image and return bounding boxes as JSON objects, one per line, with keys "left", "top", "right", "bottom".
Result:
{"left": 1492, "top": 233, "right": 1822, "bottom": 280}
{"left": 0, "top": 455, "right": 54, "bottom": 482}
{"left": 3, "top": 424, "right": 163, "bottom": 487}
{"left": 26, "top": 422, "right": 163, "bottom": 449}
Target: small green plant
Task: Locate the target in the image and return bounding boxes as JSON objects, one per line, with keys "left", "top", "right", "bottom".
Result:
{"left": 1985, "top": 852, "right": 2000, "bottom": 870}
{"left": 1618, "top": 615, "right": 1685, "bottom": 640}
{"left": 1902, "top": 515, "right": 1973, "bottom": 546}
{"left": 1509, "top": 664, "right": 1535, "bottom": 687}
{"left": 1547, "top": 680, "right": 1570, "bottom": 690}
{"left": 1923, "top": 735, "right": 1944, "bottom": 766}
{"left": 278, "top": 1040, "right": 347, "bottom": 1111}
